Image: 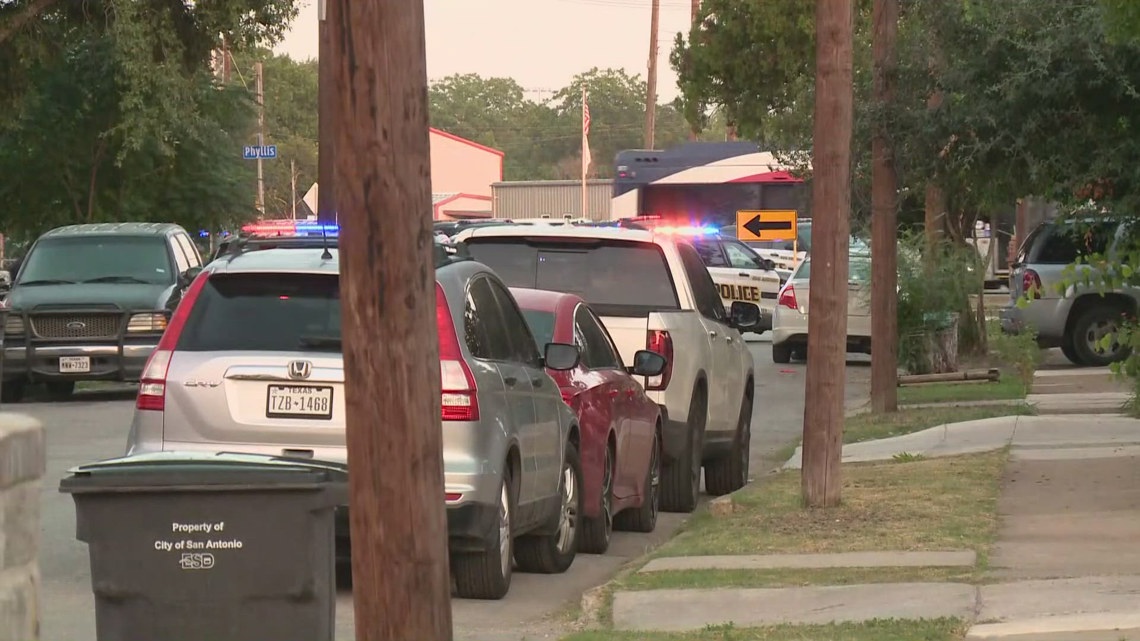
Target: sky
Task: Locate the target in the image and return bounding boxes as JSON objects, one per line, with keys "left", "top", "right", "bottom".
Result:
{"left": 272, "top": 0, "right": 694, "bottom": 102}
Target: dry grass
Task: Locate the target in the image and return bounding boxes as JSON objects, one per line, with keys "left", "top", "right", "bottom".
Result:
{"left": 897, "top": 377, "right": 1027, "bottom": 405}
{"left": 562, "top": 618, "right": 968, "bottom": 641}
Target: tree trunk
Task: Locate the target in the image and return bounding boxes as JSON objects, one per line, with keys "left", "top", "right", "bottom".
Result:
{"left": 801, "top": 0, "right": 854, "bottom": 509}
{"left": 914, "top": 313, "right": 960, "bottom": 374}
{"left": 870, "top": 0, "right": 899, "bottom": 415}
{"left": 329, "top": 1, "right": 454, "bottom": 639}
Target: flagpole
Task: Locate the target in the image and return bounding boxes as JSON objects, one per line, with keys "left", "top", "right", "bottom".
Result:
{"left": 581, "top": 86, "right": 588, "bottom": 220}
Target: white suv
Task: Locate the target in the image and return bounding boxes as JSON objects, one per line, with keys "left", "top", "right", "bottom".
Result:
{"left": 455, "top": 225, "right": 760, "bottom": 513}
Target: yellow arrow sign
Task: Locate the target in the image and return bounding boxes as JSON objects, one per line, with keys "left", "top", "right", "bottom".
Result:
{"left": 736, "top": 210, "right": 798, "bottom": 242}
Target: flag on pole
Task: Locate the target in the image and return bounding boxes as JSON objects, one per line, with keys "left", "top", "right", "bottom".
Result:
{"left": 582, "top": 88, "right": 592, "bottom": 174}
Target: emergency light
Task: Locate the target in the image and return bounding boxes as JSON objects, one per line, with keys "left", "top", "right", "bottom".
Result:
{"left": 241, "top": 221, "right": 340, "bottom": 237}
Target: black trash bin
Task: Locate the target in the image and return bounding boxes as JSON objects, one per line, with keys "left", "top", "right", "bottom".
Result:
{"left": 59, "top": 451, "right": 349, "bottom": 641}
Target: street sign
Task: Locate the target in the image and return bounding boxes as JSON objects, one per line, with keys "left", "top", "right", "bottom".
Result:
{"left": 243, "top": 145, "right": 278, "bottom": 160}
{"left": 736, "top": 210, "right": 797, "bottom": 242}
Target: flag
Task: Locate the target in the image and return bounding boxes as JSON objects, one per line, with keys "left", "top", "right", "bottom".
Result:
{"left": 582, "top": 88, "right": 592, "bottom": 175}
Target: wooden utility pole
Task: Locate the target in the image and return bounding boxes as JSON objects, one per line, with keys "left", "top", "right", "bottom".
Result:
{"left": 870, "top": 0, "right": 899, "bottom": 414}
{"left": 317, "top": 0, "right": 337, "bottom": 224}
{"left": 254, "top": 61, "right": 266, "bottom": 215}
{"left": 329, "top": 0, "right": 453, "bottom": 639}
{"left": 801, "top": 0, "right": 854, "bottom": 508}
{"left": 644, "top": 0, "right": 660, "bottom": 149}
{"left": 688, "top": 0, "right": 701, "bottom": 141}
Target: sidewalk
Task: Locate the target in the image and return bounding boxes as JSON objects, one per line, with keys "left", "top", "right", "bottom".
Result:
{"left": 1027, "top": 366, "right": 1133, "bottom": 414}
{"left": 605, "top": 414, "right": 1140, "bottom": 640}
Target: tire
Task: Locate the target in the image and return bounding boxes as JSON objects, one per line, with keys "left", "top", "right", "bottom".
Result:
{"left": 452, "top": 471, "right": 514, "bottom": 600}
{"left": 660, "top": 389, "right": 705, "bottom": 513}
{"left": 1, "top": 381, "right": 26, "bottom": 404}
{"left": 1060, "top": 336, "right": 1081, "bottom": 365}
{"left": 45, "top": 381, "right": 76, "bottom": 402}
{"left": 704, "top": 390, "right": 753, "bottom": 496}
{"left": 1069, "top": 305, "right": 1132, "bottom": 367}
{"left": 614, "top": 427, "right": 661, "bottom": 533}
{"left": 772, "top": 343, "right": 792, "bottom": 364}
{"left": 515, "top": 440, "right": 582, "bottom": 574}
{"left": 579, "top": 443, "right": 614, "bottom": 554}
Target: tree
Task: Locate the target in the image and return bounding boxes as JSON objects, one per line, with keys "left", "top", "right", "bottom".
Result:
{"left": 870, "top": 0, "right": 899, "bottom": 413}
{"left": 329, "top": 0, "right": 453, "bottom": 638}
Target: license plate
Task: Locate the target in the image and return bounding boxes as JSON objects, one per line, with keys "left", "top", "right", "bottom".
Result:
{"left": 266, "top": 385, "right": 334, "bottom": 420}
{"left": 59, "top": 356, "right": 91, "bottom": 373}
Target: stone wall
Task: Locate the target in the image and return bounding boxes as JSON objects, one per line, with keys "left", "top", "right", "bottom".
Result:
{"left": 0, "top": 413, "right": 43, "bottom": 641}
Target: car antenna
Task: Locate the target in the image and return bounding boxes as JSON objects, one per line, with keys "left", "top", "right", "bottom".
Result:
{"left": 319, "top": 221, "right": 333, "bottom": 260}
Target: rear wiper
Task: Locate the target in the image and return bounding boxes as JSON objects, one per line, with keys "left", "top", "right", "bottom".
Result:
{"left": 82, "top": 275, "right": 152, "bottom": 284}
{"left": 298, "top": 335, "right": 342, "bottom": 350}
{"left": 17, "top": 279, "right": 76, "bottom": 286}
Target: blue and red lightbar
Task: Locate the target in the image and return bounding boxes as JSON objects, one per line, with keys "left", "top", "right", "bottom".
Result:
{"left": 622, "top": 215, "right": 719, "bottom": 236}
{"left": 241, "top": 220, "right": 340, "bottom": 237}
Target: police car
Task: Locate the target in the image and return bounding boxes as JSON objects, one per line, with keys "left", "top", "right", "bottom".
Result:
{"left": 720, "top": 220, "right": 811, "bottom": 274}
{"left": 649, "top": 224, "right": 782, "bottom": 334}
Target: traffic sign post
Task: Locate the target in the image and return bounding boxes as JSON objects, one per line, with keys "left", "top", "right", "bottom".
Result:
{"left": 737, "top": 209, "right": 801, "bottom": 269}
{"left": 243, "top": 145, "right": 278, "bottom": 160}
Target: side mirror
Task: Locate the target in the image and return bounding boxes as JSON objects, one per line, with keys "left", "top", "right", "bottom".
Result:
{"left": 179, "top": 266, "right": 203, "bottom": 287}
{"left": 629, "top": 349, "right": 667, "bottom": 377}
{"left": 757, "top": 258, "right": 776, "bottom": 271}
{"left": 543, "top": 342, "right": 581, "bottom": 371}
{"left": 729, "top": 301, "right": 761, "bottom": 331}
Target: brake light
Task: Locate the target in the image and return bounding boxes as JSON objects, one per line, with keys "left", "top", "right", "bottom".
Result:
{"left": 1022, "top": 269, "right": 1042, "bottom": 300}
{"left": 778, "top": 285, "right": 798, "bottom": 310}
{"left": 136, "top": 270, "right": 211, "bottom": 411}
{"left": 645, "top": 330, "right": 673, "bottom": 391}
{"left": 437, "top": 283, "right": 479, "bottom": 421}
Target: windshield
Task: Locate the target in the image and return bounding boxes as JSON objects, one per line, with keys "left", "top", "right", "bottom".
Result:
{"left": 176, "top": 273, "right": 342, "bottom": 352}
{"left": 464, "top": 238, "right": 680, "bottom": 317}
{"left": 520, "top": 309, "right": 557, "bottom": 352}
{"left": 18, "top": 236, "right": 173, "bottom": 285}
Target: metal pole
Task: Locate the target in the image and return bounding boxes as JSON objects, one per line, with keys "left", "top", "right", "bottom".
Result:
{"left": 581, "top": 86, "right": 588, "bottom": 219}
{"left": 317, "top": 0, "right": 337, "bottom": 224}
{"left": 291, "top": 160, "right": 297, "bottom": 219}
{"left": 644, "top": 0, "right": 660, "bottom": 149}
{"left": 255, "top": 61, "right": 266, "bottom": 215}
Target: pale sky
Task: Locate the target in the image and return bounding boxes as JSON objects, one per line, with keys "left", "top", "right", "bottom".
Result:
{"left": 273, "top": 0, "right": 692, "bottom": 102}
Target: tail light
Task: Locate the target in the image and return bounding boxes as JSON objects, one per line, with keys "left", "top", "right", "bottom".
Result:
{"left": 136, "top": 271, "right": 211, "bottom": 411}
{"left": 437, "top": 283, "right": 479, "bottom": 421}
{"left": 1022, "top": 269, "right": 1042, "bottom": 300}
{"left": 645, "top": 330, "right": 673, "bottom": 391}
{"left": 778, "top": 285, "right": 798, "bottom": 310}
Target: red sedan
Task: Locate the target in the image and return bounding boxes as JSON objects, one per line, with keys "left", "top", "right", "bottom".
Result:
{"left": 511, "top": 287, "right": 667, "bottom": 554}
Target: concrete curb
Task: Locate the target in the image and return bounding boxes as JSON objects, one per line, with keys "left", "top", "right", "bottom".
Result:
{"left": 967, "top": 613, "right": 1140, "bottom": 640}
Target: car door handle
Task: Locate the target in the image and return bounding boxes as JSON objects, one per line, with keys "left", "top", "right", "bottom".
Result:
{"left": 738, "top": 272, "right": 751, "bottom": 278}
{"left": 725, "top": 335, "right": 734, "bottom": 343}
{"left": 503, "top": 376, "right": 518, "bottom": 387}
{"left": 625, "top": 389, "right": 635, "bottom": 398}
{"left": 609, "top": 389, "right": 620, "bottom": 398}
{"left": 709, "top": 330, "right": 718, "bottom": 338}
{"left": 531, "top": 377, "right": 544, "bottom": 388}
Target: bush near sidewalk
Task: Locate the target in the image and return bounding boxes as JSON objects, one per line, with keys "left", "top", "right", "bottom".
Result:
{"left": 563, "top": 618, "right": 968, "bottom": 641}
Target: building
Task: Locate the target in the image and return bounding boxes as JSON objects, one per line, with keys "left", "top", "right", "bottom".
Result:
{"left": 492, "top": 179, "right": 613, "bottom": 220}
{"left": 304, "top": 128, "right": 504, "bottom": 221}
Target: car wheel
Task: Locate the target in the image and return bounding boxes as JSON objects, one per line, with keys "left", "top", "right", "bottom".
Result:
{"left": 614, "top": 427, "right": 660, "bottom": 533}
{"left": 704, "top": 389, "right": 752, "bottom": 496}
{"left": 660, "top": 389, "right": 705, "bottom": 513}
{"left": 579, "top": 443, "right": 614, "bottom": 554}
{"left": 772, "top": 343, "right": 792, "bottom": 364}
{"left": 515, "top": 440, "right": 582, "bottom": 574}
{"left": 0, "top": 381, "right": 26, "bottom": 404}
{"left": 45, "top": 381, "right": 76, "bottom": 402}
{"left": 1070, "top": 305, "right": 1132, "bottom": 367}
{"left": 452, "top": 470, "right": 514, "bottom": 600}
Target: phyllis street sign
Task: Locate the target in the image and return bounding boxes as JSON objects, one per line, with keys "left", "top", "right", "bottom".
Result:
{"left": 243, "top": 145, "right": 278, "bottom": 160}
{"left": 736, "top": 210, "right": 798, "bottom": 242}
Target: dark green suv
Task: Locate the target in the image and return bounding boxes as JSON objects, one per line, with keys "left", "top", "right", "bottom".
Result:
{"left": 1, "top": 222, "right": 204, "bottom": 402}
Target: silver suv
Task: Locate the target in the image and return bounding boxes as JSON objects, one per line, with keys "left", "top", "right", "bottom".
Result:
{"left": 1001, "top": 216, "right": 1139, "bottom": 366}
{"left": 124, "top": 236, "right": 586, "bottom": 600}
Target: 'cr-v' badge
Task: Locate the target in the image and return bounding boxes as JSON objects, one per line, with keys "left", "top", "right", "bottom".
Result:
{"left": 287, "top": 360, "right": 313, "bottom": 380}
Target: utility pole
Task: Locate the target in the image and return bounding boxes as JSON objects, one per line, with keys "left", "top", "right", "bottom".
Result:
{"left": 688, "top": 0, "right": 700, "bottom": 141}
{"left": 801, "top": 0, "right": 854, "bottom": 508}
{"left": 328, "top": 1, "right": 453, "bottom": 639}
{"left": 870, "top": 0, "right": 899, "bottom": 414}
{"left": 317, "top": 0, "right": 337, "bottom": 224}
{"left": 291, "top": 159, "right": 298, "bottom": 220}
{"left": 644, "top": 0, "right": 660, "bottom": 149}
{"left": 254, "top": 61, "right": 266, "bottom": 216}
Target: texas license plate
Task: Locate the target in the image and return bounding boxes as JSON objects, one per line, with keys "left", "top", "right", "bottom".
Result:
{"left": 58, "top": 356, "right": 91, "bottom": 373}
{"left": 266, "top": 385, "right": 334, "bottom": 420}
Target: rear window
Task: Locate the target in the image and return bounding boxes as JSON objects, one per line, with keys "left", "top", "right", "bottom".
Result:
{"left": 1032, "top": 221, "right": 1116, "bottom": 264}
{"left": 177, "top": 273, "right": 341, "bottom": 352}
{"left": 463, "top": 239, "right": 679, "bottom": 317}
{"left": 520, "top": 309, "right": 556, "bottom": 351}
{"left": 793, "top": 255, "right": 870, "bottom": 281}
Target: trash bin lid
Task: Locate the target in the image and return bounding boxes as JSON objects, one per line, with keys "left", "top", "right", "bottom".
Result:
{"left": 60, "top": 451, "right": 349, "bottom": 494}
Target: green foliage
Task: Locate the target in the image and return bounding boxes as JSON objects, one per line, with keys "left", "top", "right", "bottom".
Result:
{"left": 986, "top": 320, "right": 1042, "bottom": 390}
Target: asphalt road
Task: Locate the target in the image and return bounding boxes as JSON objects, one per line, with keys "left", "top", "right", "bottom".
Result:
{"left": 26, "top": 337, "right": 870, "bottom": 641}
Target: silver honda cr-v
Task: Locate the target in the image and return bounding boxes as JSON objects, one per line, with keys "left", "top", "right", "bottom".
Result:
{"left": 125, "top": 236, "right": 586, "bottom": 600}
